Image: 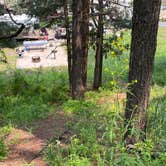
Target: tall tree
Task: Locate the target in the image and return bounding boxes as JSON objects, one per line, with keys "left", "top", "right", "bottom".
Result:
{"left": 93, "top": 0, "right": 104, "bottom": 90}
{"left": 71, "top": 0, "right": 89, "bottom": 99}
{"left": 124, "top": 0, "right": 161, "bottom": 144}
{"left": 63, "top": 0, "right": 72, "bottom": 88}
{"left": 91, "top": 0, "right": 132, "bottom": 90}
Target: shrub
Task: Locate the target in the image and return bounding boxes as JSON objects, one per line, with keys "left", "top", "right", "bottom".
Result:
{"left": 0, "top": 138, "right": 8, "bottom": 161}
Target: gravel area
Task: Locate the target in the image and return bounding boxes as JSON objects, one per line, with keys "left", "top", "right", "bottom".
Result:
{"left": 16, "top": 39, "right": 67, "bottom": 69}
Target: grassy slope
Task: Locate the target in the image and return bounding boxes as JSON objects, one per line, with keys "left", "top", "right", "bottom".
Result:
{"left": 0, "top": 28, "right": 165, "bottom": 127}
{"left": 153, "top": 28, "right": 166, "bottom": 86}
{"left": 0, "top": 28, "right": 165, "bottom": 164}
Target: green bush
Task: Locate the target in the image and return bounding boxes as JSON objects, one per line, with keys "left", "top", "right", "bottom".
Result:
{"left": 0, "top": 138, "right": 8, "bottom": 161}
{"left": 0, "top": 126, "right": 12, "bottom": 161}
{"left": 0, "top": 69, "right": 69, "bottom": 126}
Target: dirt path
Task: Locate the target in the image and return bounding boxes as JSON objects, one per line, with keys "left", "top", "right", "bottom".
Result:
{"left": 1, "top": 111, "right": 70, "bottom": 166}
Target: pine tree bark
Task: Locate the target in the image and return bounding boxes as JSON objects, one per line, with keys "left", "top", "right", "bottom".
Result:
{"left": 93, "top": 0, "right": 104, "bottom": 90}
{"left": 124, "top": 0, "right": 161, "bottom": 144}
{"left": 80, "top": 0, "right": 89, "bottom": 88}
{"left": 71, "top": 0, "right": 89, "bottom": 99}
{"left": 63, "top": 0, "right": 72, "bottom": 88}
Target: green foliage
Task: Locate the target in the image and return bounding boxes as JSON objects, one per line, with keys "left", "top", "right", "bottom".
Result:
{"left": 0, "top": 48, "right": 16, "bottom": 71}
{"left": 0, "top": 23, "right": 18, "bottom": 48}
{"left": 17, "top": 0, "right": 63, "bottom": 18}
{"left": 0, "top": 28, "right": 165, "bottom": 166}
{"left": 147, "top": 88, "right": 166, "bottom": 154}
{"left": 0, "top": 23, "right": 16, "bottom": 36}
{"left": 0, "top": 4, "right": 5, "bottom": 15}
{"left": 103, "top": 33, "right": 129, "bottom": 59}
{"left": 153, "top": 28, "right": 166, "bottom": 86}
{"left": 0, "top": 69, "right": 69, "bottom": 126}
{"left": 135, "top": 140, "right": 154, "bottom": 162}
{"left": 44, "top": 86, "right": 166, "bottom": 165}
{"left": 103, "top": 53, "right": 129, "bottom": 89}
{"left": 114, "top": 153, "right": 142, "bottom": 166}
{"left": 0, "top": 138, "right": 8, "bottom": 161}
{"left": 44, "top": 143, "right": 63, "bottom": 166}
{"left": 88, "top": 32, "right": 130, "bottom": 88}
{"left": 153, "top": 56, "right": 166, "bottom": 85}
{"left": 63, "top": 99, "right": 96, "bottom": 114}
{"left": 0, "top": 49, "right": 7, "bottom": 64}
{"left": 51, "top": 74, "right": 70, "bottom": 103}
{"left": 90, "top": 33, "right": 129, "bottom": 60}
{"left": 44, "top": 142, "right": 91, "bottom": 166}
{"left": 66, "top": 154, "right": 91, "bottom": 166}
{"left": 0, "top": 126, "right": 12, "bottom": 161}
{"left": 0, "top": 125, "right": 12, "bottom": 137}
{"left": 151, "top": 153, "right": 166, "bottom": 166}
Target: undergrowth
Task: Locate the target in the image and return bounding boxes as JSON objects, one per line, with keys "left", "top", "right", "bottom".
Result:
{"left": 43, "top": 29, "right": 166, "bottom": 165}
{"left": 0, "top": 67, "right": 165, "bottom": 164}
{"left": 0, "top": 28, "right": 165, "bottom": 164}
{"left": 0, "top": 68, "right": 69, "bottom": 126}
{"left": 44, "top": 88, "right": 166, "bottom": 165}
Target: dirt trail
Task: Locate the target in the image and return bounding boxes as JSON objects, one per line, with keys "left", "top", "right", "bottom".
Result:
{"left": 1, "top": 111, "right": 70, "bottom": 166}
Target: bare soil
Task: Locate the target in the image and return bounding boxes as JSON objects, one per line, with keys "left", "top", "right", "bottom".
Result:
{"left": 1, "top": 111, "right": 71, "bottom": 166}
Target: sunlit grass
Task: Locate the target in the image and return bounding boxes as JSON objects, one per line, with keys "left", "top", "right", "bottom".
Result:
{"left": 0, "top": 48, "right": 16, "bottom": 71}
{"left": 0, "top": 27, "right": 165, "bottom": 164}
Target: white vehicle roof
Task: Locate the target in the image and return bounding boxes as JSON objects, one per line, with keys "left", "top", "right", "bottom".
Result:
{"left": 0, "top": 14, "right": 39, "bottom": 27}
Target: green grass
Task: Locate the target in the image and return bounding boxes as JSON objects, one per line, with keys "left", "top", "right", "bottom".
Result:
{"left": 0, "top": 28, "right": 166, "bottom": 164}
{"left": 154, "top": 28, "right": 166, "bottom": 85}
{"left": 44, "top": 28, "right": 166, "bottom": 165}
{"left": 162, "top": 0, "right": 166, "bottom": 5}
{"left": 0, "top": 68, "right": 69, "bottom": 126}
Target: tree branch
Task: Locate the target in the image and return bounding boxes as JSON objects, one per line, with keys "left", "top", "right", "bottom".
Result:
{"left": 0, "top": 24, "right": 25, "bottom": 40}
{"left": 0, "top": 4, "right": 25, "bottom": 40}
{"left": 5, "top": 8, "right": 23, "bottom": 26}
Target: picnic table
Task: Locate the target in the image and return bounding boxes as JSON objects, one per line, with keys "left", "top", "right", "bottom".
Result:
{"left": 23, "top": 40, "right": 48, "bottom": 50}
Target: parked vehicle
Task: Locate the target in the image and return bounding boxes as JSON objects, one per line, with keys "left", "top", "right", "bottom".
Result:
{"left": 55, "top": 26, "right": 66, "bottom": 39}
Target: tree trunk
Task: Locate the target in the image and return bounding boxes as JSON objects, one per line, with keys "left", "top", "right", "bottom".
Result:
{"left": 71, "top": 0, "right": 89, "bottom": 99}
{"left": 124, "top": 0, "right": 161, "bottom": 145}
{"left": 80, "top": 0, "right": 89, "bottom": 88}
{"left": 63, "top": 0, "right": 72, "bottom": 88}
{"left": 93, "top": 0, "right": 104, "bottom": 90}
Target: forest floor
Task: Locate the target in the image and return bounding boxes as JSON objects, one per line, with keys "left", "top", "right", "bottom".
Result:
{"left": 1, "top": 111, "right": 70, "bottom": 166}
{"left": 1, "top": 92, "right": 127, "bottom": 166}
{"left": 0, "top": 28, "right": 165, "bottom": 166}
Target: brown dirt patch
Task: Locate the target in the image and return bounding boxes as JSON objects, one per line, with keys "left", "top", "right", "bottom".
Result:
{"left": 2, "top": 111, "right": 71, "bottom": 166}
{"left": 32, "top": 111, "right": 69, "bottom": 140}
